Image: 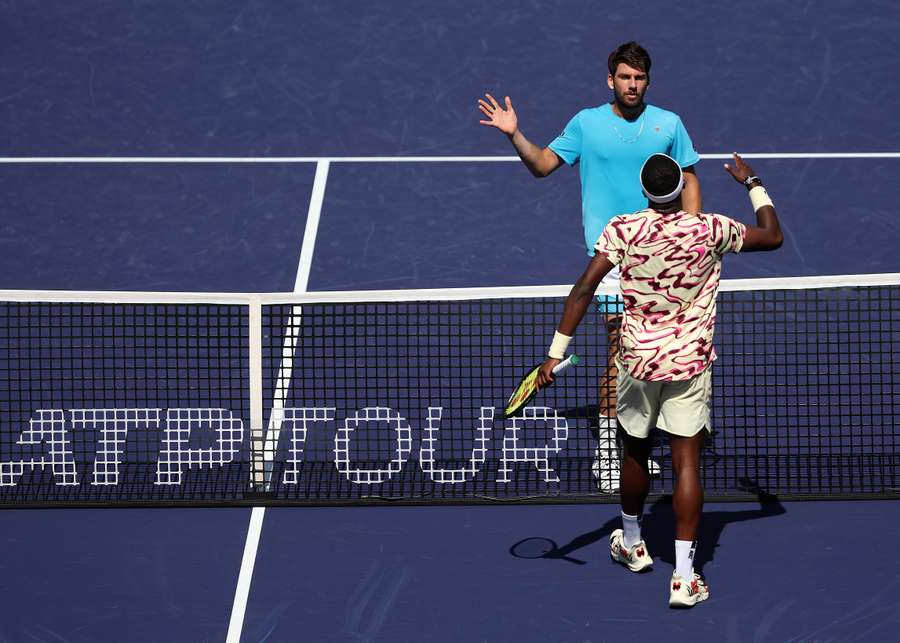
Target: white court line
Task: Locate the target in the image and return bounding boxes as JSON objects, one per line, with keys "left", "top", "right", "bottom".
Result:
{"left": 295, "top": 160, "right": 331, "bottom": 291}
{"left": 226, "top": 159, "right": 330, "bottom": 643}
{"left": 226, "top": 506, "right": 265, "bottom": 643}
{"left": 254, "top": 160, "right": 330, "bottom": 482}
{"left": 0, "top": 152, "right": 898, "bottom": 163}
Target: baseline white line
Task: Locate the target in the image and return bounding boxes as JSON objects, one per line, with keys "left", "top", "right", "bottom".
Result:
{"left": 226, "top": 160, "right": 330, "bottom": 643}
{"left": 0, "top": 152, "right": 898, "bottom": 163}
{"left": 698, "top": 152, "right": 900, "bottom": 160}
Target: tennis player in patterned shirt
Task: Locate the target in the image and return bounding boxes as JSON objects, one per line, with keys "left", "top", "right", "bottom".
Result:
{"left": 537, "top": 152, "right": 783, "bottom": 607}
{"left": 478, "top": 42, "right": 701, "bottom": 493}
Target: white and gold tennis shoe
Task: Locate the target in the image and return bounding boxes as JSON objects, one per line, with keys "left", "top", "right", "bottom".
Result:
{"left": 609, "top": 528, "right": 653, "bottom": 572}
{"left": 668, "top": 571, "right": 709, "bottom": 608}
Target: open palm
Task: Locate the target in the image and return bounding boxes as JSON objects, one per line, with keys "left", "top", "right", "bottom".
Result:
{"left": 723, "top": 152, "right": 756, "bottom": 184}
{"left": 478, "top": 93, "right": 517, "bottom": 136}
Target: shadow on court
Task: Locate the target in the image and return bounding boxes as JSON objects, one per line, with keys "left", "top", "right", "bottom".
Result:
{"left": 510, "top": 487, "right": 785, "bottom": 573}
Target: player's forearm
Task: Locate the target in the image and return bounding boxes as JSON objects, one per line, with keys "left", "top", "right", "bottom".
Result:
{"left": 558, "top": 255, "right": 614, "bottom": 333}
{"left": 557, "top": 281, "right": 595, "bottom": 335}
{"left": 753, "top": 203, "right": 783, "bottom": 246}
{"left": 682, "top": 170, "right": 702, "bottom": 214}
{"left": 741, "top": 180, "right": 783, "bottom": 251}
{"left": 747, "top": 177, "right": 782, "bottom": 240}
{"left": 508, "top": 130, "right": 555, "bottom": 177}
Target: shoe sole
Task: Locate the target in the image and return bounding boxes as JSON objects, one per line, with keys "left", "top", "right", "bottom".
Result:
{"left": 669, "top": 586, "right": 709, "bottom": 608}
{"left": 668, "top": 594, "right": 709, "bottom": 609}
{"left": 611, "top": 556, "right": 653, "bottom": 573}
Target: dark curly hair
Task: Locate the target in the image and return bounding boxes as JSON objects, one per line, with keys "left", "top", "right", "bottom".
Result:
{"left": 608, "top": 41, "right": 652, "bottom": 76}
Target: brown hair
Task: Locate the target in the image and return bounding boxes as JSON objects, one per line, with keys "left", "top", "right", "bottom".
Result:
{"left": 608, "top": 41, "right": 652, "bottom": 76}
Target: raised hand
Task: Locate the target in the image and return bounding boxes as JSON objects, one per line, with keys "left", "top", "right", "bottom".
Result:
{"left": 477, "top": 93, "right": 518, "bottom": 136}
{"left": 723, "top": 152, "right": 758, "bottom": 184}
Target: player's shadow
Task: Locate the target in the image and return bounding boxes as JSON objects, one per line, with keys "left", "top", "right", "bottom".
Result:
{"left": 640, "top": 484, "right": 786, "bottom": 572}
{"left": 509, "top": 482, "right": 785, "bottom": 573}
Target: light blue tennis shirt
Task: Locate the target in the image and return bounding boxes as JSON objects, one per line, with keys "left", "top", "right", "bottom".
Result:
{"left": 549, "top": 103, "right": 700, "bottom": 255}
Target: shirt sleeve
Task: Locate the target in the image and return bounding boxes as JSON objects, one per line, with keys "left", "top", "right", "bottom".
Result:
{"left": 669, "top": 116, "right": 701, "bottom": 168}
{"left": 547, "top": 112, "right": 582, "bottom": 166}
{"left": 593, "top": 217, "right": 627, "bottom": 264}
{"left": 709, "top": 214, "right": 746, "bottom": 255}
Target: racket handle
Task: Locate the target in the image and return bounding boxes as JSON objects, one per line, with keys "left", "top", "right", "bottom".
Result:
{"left": 551, "top": 354, "right": 580, "bottom": 375}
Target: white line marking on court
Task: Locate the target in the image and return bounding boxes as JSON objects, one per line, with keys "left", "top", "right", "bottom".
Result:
{"left": 295, "top": 160, "right": 330, "bottom": 291}
{"left": 226, "top": 160, "right": 330, "bottom": 643}
{"left": 257, "top": 160, "right": 330, "bottom": 482}
{"left": 226, "top": 506, "right": 265, "bottom": 643}
{"left": 0, "top": 152, "right": 898, "bottom": 163}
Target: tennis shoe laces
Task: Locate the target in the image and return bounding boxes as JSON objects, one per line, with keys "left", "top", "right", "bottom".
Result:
{"left": 668, "top": 571, "right": 709, "bottom": 608}
{"left": 609, "top": 528, "right": 653, "bottom": 572}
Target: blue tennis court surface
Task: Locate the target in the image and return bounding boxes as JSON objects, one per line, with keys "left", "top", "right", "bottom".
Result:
{"left": 2, "top": 2, "right": 900, "bottom": 641}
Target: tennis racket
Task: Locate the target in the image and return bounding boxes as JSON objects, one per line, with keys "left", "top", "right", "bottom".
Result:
{"left": 503, "top": 354, "right": 580, "bottom": 419}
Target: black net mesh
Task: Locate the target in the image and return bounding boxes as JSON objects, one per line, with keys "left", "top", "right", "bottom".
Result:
{"left": 0, "top": 281, "right": 897, "bottom": 506}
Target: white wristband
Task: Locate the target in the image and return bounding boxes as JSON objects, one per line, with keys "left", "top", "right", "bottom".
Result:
{"left": 749, "top": 185, "right": 774, "bottom": 212}
{"left": 548, "top": 331, "right": 572, "bottom": 359}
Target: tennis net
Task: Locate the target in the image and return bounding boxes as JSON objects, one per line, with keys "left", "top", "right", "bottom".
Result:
{"left": 0, "top": 273, "right": 897, "bottom": 506}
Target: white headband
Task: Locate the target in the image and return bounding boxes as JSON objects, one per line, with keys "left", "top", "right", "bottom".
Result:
{"left": 640, "top": 154, "right": 684, "bottom": 204}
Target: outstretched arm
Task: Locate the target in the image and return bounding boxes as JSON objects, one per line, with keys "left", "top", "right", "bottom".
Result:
{"left": 536, "top": 254, "right": 615, "bottom": 386}
{"left": 723, "top": 153, "right": 783, "bottom": 251}
{"left": 478, "top": 93, "right": 562, "bottom": 177}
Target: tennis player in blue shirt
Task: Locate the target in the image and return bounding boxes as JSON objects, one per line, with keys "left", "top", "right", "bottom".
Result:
{"left": 478, "top": 41, "right": 701, "bottom": 492}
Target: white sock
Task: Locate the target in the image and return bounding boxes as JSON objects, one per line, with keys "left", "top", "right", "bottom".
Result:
{"left": 621, "top": 512, "right": 641, "bottom": 548}
{"left": 675, "top": 540, "right": 696, "bottom": 580}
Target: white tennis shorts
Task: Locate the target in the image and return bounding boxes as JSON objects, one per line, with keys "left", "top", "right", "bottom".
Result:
{"left": 616, "top": 365, "right": 712, "bottom": 439}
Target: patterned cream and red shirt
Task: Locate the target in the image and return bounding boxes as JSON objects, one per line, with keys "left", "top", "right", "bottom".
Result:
{"left": 594, "top": 209, "right": 746, "bottom": 381}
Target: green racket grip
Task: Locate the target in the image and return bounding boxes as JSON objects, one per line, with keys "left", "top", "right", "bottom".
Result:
{"left": 551, "top": 353, "right": 580, "bottom": 375}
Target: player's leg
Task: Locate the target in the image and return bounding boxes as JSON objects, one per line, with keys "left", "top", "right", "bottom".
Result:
{"left": 598, "top": 313, "right": 619, "bottom": 419}
{"left": 594, "top": 262, "right": 626, "bottom": 492}
{"left": 620, "top": 429, "right": 652, "bottom": 518}
{"left": 608, "top": 429, "right": 654, "bottom": 571}
{"left": 608, "top": 369, "right": 658, "bottom": 572}
{"left": 667, "top": 430, "right": 709, "bottom": 606}
{"left": 658, "top": 371, "right": 712, "bottom": 608}
{"left": 669, "top": 430, "right": 704, "bottom": 543}
{"left": 594, "top": 311, "right": 620, "bottom": 493}
{"left": 595, "top": 301, "right": 659, "bottom": 492}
